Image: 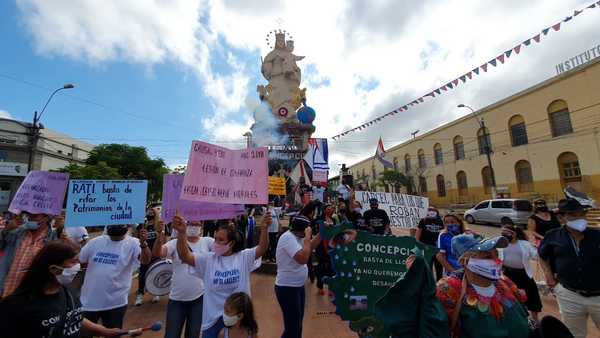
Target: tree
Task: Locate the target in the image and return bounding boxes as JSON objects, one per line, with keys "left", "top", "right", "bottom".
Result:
{"left": 57, "top": 161, "right": 122, "bottom": 180}
{"left": 376, "top": 169, "right": 409, "bottom": 192}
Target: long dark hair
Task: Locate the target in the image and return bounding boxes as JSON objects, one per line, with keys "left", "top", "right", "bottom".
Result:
{"left": 502, "top": 224, "right": 529, "bottom": 241}
{"left": 443, "top": 214, "right": 465, "bottom": 233}
{"left": 225, "top": 292, "right": 258, "bottom": 335}
{"left": 13, "top": 240, "right": 78, "bottom": 296}
{"left": 217, "top": 224, "right": 245, "bottom": 253}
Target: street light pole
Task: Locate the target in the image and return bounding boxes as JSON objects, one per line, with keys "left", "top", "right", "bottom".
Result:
{"left": 457, "top": 104, "right": 497, "bottom": 198}
{"left": 27, "top": 84, "right": 75, "bottom": 172}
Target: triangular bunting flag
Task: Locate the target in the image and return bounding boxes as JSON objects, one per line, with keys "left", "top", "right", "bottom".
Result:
{"left": 497, "top": 55, "right": 505, "bottom": 64}
{"left": 441, "top": 85, "right": 447, "bottom": 91}
{"left": 514, "top": 45, "right": 522, "bottom": 54}
{"left": 523, "top": 39, "right": 531, "bottom": 46}
{"left": 574, "top": 10, "right": 582, "bottom": 16}
{"left": 563, "top": 16, "right": 572, "bottom": 22}
{"left": 542, "top": 27, "right": 550, "bottom": 35}
{"left": 418, "top": 97, "right": 424, "bottom": 103}
{"left": 597, "top": 0, "right": 600, "bottom": 6}
{"left": 447, "top": 82, "right": 454, "bottom": 89}
{"left": 533, "top": 34, "right": 541, "bottom": 43}
{"left": 466, "top": 72, "right": 473, "bottom": 79}
{"left": 505, "top": 49, "right": 512, "bottom": 58}
{"left": 489, "top": 59, "right": 497, "bottom": 67}
{"left": 473, "top": 68, "right": 480, "bottom": 75}
{"left": 481, "top": 64, "right": 488, "bottom": 72}
{"left": 435, "top": 88, "right": 441, "bottom": 95}
{"left": 587, "top": 3, "right": 596, "bottom": 9}
{"left": 552, "top": 23, "right": 561, "bottom": 31}
{"left": 403, "top": 105, "right": 408, "bottom": 110}
{"left": 459, "top": 75, "right": 466, "bottom": 83}
{"left": 452, "top": 79, "right": 459, "bottom": 86}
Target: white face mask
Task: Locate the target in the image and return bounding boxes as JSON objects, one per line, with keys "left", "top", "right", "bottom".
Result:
{"left": 222, "top": 313, "right": 240, "bottom": 327}
{"left": 427, "top": 211, "right": 438, "bottom": 218}
{"left": 186, "top": 226, "right": 202, "bottom": 237}
{"left": 472, "top": 284, "right": 497, "bottom": 298}
{"left": 55, "top": 263, "right": 81, "bottom": 286}
{"left": 467, "top": 258, "right": 502, "bottom": 280}
{"left": 566, "top": 219, "right": 587, "bottom": 232}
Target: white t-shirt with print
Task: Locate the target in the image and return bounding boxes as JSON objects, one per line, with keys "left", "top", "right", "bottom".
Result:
{"left": 189, "top": 247, "right": 258, "bottom": 330}
{"left": 269, "top": 207, "right": 282, "bottom": 233}
{"left": 275, "top": 230, "right": 307, "bottom": 287}
{"left": 164, "top": 237, "right": 214, "bottom": 301}
{"left": 79, "top": 235, "right": 141, "bottom": 311}
{"left": 65, "top": 226, "right": 89, "bottom": 245}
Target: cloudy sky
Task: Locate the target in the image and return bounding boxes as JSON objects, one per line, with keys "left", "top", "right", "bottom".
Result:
{"left": 0, "top": 0, "right": 598, "bottom": 174}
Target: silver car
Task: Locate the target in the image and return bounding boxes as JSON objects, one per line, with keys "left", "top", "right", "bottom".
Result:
{"left": 464, "top": 199, "right": 533, "bottom": 226}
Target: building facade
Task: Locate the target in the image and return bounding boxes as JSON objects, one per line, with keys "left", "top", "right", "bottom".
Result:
{"left": 0, "top": 118, "right": 93, "bottom": 211}
{"left": 345, "top": 58, "right": 600, "bottom": 207}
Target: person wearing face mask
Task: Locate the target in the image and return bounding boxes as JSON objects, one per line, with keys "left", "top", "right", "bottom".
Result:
{"left": 436, "top": 234, "right": 530, "bottom": 338}
{"left": 275, "top": 203, "right": 322, "bottom": 338}
{"left": 436, "top": 214, "right": 470, "bottom": 276}
{"left": 0, "top": 212, "right": 68, "bottom": 298}
{"left": 416, "top": 207, "right": 444, "bottom": 280}
{"left": 499, "top": 221, "right": 543, "bottom": 323}
{"left": 314, "top": 204, "right": 336, "bottom": 295}
{"left": 79, "top": 224, "right": 151, "bottom": 330}
{"left": 218, "top": 292, "right": 259, "bottom": 338}
{"left": 528, "top": 199, "right": 561, "bottom": 246}
{"left": 538, "top": 198, "right": 600, "bottom": 338}
{"left": 173, "top": 211, "right": 271, "bottom": 338}
{"left": 152, "top": 219, "right": 214, "bottom": 338}
{"left": 362, "top": 198, "right": 391, "bottom": 235}
{"left": 135, "top": 207, "right": 161, "bottom": 306}
{"left": 0, "top": 241, "right": 124, "bottom": 337}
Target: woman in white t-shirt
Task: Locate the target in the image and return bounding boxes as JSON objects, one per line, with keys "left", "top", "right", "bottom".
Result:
{"left": 275, "top": 203, "right": 322, "bottom": 338}
{"left": 153, "top": 220, "right": 214, "bottom": 338}
{"left": 172, "top": 212, "right": 272, "bottom": 338}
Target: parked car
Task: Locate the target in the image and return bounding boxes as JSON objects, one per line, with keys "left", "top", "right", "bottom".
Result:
{"left": 464, "top": 199, "right": 533, "bottom": 226}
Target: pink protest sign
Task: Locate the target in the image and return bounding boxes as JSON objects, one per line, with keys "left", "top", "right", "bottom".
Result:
{"left": 8, "top": 171, "right": 69, "bottom": 215}
{"left": 161, "top": 174, "right": 245, "bottom": 222}
{"left": 181, "top": 141, "right": 268, "bottom": 205}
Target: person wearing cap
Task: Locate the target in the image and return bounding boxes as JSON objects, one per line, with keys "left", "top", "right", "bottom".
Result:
{"left": 528, "top": 199, "right": 561, "bottom": 247}
{"left": 362, "top": 198, "right": 391, "bottom": 235}
{"left": 275, "top": 202, "right": 322, "bottom": 338}
{"left": 538, "top": 198, "right": 600, "bottom": 338}
{"left": 416, "top": 207, "right": 444, "bottom": 280}
{"left": 436, "top": 234, "right": 530, "bottom": 338}
{"left": 79, "top": 224, "right": 151, "bottom": 330}
{"left": 0, "top": 212, "right": 67, "bottom": 298}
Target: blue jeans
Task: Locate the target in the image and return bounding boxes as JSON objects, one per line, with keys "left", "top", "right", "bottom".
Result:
{"left": 202, "top": 316, "right": 225, "bottom": 338}
{"left": 164, "top": 296, "right": 203, "bottom": 338}
{"left": 275, "top": 285, "right": 305, "bottom": 338}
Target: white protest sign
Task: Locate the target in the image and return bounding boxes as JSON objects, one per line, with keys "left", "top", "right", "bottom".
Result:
{"left": 355, "top": 191, "right": 429, "bottom": 228}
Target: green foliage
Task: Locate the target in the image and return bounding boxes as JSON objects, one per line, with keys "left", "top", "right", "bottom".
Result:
{"left": 376, "top": 169, "right": 408, "bottom": 190}
{"left": 57, "top": 161, "right": 121, "bottom": 180}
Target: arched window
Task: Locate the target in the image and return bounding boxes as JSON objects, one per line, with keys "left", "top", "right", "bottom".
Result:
{"left": 481, "top": 166, "right": 493, "bottom": 194}
{"left": 393, "top": 157, "right": 398, "bottom": 171}
{"left": 457, "top": 171, "right": 468, "bottom": 196}
{"left": 515, "top": 160, "right": 534, "bottom": 192}
{"left": 557, "top": 152, "right": 581, "bottom": 187}
{"left": 433, "top": 143, "right": 443, "bottom": 165}
{"left": 419, "top": 176, "right": 427, "bottom": 194}
{"left": 509, "top": 115, "right": 528, "bottom": 146}
{"left": 404, "top": 154, "right": 411, "bottom": 172}
{"left": 453, "top": 136, "right": 465, "bottom": 160}
{"left": 418, "top": 149, "right": 426, "bottom": 169}
{"left": 436, "top": 175, "right": 446, "bottom": 197}
{"left": 548, "top": 100, "right": 573, "bottom": 137}
{"left": 477, "top": 127, "right": 492, "bottom": 155}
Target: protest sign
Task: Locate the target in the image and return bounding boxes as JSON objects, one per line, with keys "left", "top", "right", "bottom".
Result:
{"left": 312, "top": 169, "right": 328, "bottom": 183}
{"left": 181, "top": 141, "right": 268, "bottom": 204}
{"left": 161, "top": 174, "right": 245, "bottom": 222}
{"left": 355, "top": 191, "right": 429, "bottom": 228}
{"left": 8, "top": 171, "right": 69, "bottom": 215}
{"left": 268, "top": 176, "right": 286, "bottom": 196}
{"left": 321, "top": 222, "right": 438, "bottom": 338}
{"left": 64, "top": 180, "right": 148, "bottom": 227}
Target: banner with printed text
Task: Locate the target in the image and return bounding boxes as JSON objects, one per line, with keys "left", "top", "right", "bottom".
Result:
{"left": 268, "top": 176, "right": 286, "bottom": 196}
{"left": 8, "top": 171, "right": 69, "bottom": 215}
{"left": 181, "top": 141, "right": 268, "bottom": 204}
{"left": 355, "top": 191, "right": 429, "bottom": 228}
{"left": 65, "top": 180, "right": 148, "bottom": 227}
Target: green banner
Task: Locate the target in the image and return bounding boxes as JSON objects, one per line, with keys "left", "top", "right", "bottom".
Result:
{"left": 322, "top": 222, "right": 438, "bottom": 338}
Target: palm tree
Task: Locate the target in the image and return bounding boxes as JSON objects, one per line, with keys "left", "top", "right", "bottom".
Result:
{"left": 376, "top": 169, "right": 409, "bottom": 192}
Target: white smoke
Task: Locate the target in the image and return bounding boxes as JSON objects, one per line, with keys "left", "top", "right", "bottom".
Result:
{"left": 245, "top": 97, "right": 289, "bottom": 147}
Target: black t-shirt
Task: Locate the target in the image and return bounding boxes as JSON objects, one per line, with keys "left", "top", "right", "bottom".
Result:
{"left": 0, "top": 287, "right": 83, "bottom": 338}
{"left": 363, "top": 208, "right": 391, "bottom": 235}
{"left": 348, "top": 210, "right": 366, "bottom": 231}
{"left": 417, "top": 217, "right": 444, "bottom": 246}
{"left": 137, "top": 222, "right": 158, "bottom": 250}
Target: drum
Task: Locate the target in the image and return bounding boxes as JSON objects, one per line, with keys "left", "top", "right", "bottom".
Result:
{"left": 145, "top": 259, "right": 173, "bottom": 296}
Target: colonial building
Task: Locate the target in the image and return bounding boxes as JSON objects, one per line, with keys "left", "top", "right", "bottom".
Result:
{"left": 0, "top": 118, "right": 93, "bottom": 210}
{"left": 344, "top": 58, "right": 600, "bottom": 207}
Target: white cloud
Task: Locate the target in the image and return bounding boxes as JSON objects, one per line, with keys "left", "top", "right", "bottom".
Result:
{"left": 16, "top": 0, "right": 600, "bottom": 175}
{"left": 0, "top": 109, "right": 12, "bottom": 119}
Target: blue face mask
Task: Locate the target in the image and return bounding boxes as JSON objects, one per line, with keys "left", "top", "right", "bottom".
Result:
{"left": 447, "top": 223, "right": 461, "bottom": 235}
{"left": 23, "top": 221, "right": 41, "bottom": 231}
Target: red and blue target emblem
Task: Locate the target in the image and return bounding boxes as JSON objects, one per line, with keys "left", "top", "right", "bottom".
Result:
{"left": 278, "top": 107, "right": 289, "bottom": 117}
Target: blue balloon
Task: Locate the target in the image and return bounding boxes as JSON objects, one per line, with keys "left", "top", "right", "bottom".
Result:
{"left": 297, "top": 105, "right": 316, "bottom": 124}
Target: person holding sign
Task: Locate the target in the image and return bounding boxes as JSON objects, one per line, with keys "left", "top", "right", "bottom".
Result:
{"left": 152, "top": 220, "right": 214, "bottom": 338}
{"left": 135, "top": 207, "right": 161, "bottom": 306}
{"left": 172, "top": 211, "right": 272, "bottom": 338}
{"left": 79, "top": 224, "right": 152, "bottom": 329}
{"left": 0, "top": 212, "right": 67, "bottom": 298}
{"left": 362, "top": 198, "right": 391, "bottom": 235}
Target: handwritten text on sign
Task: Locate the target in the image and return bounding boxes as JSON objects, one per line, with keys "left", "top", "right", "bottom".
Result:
{"left": 65, "top": 180, "right": 148, "bottom": 227}
{"left": 181, "top": 141, "right": 268, "bottom": 204}
{"left": 8, "top": 171, "right": 69, "bottom": 215}
{"left": 355, "top": 191, "right": 429, "bottom": 228}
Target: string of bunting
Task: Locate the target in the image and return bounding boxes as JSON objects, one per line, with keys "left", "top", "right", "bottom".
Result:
{"left": 331, "top": 1, "right": 600, "bottom": 140}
